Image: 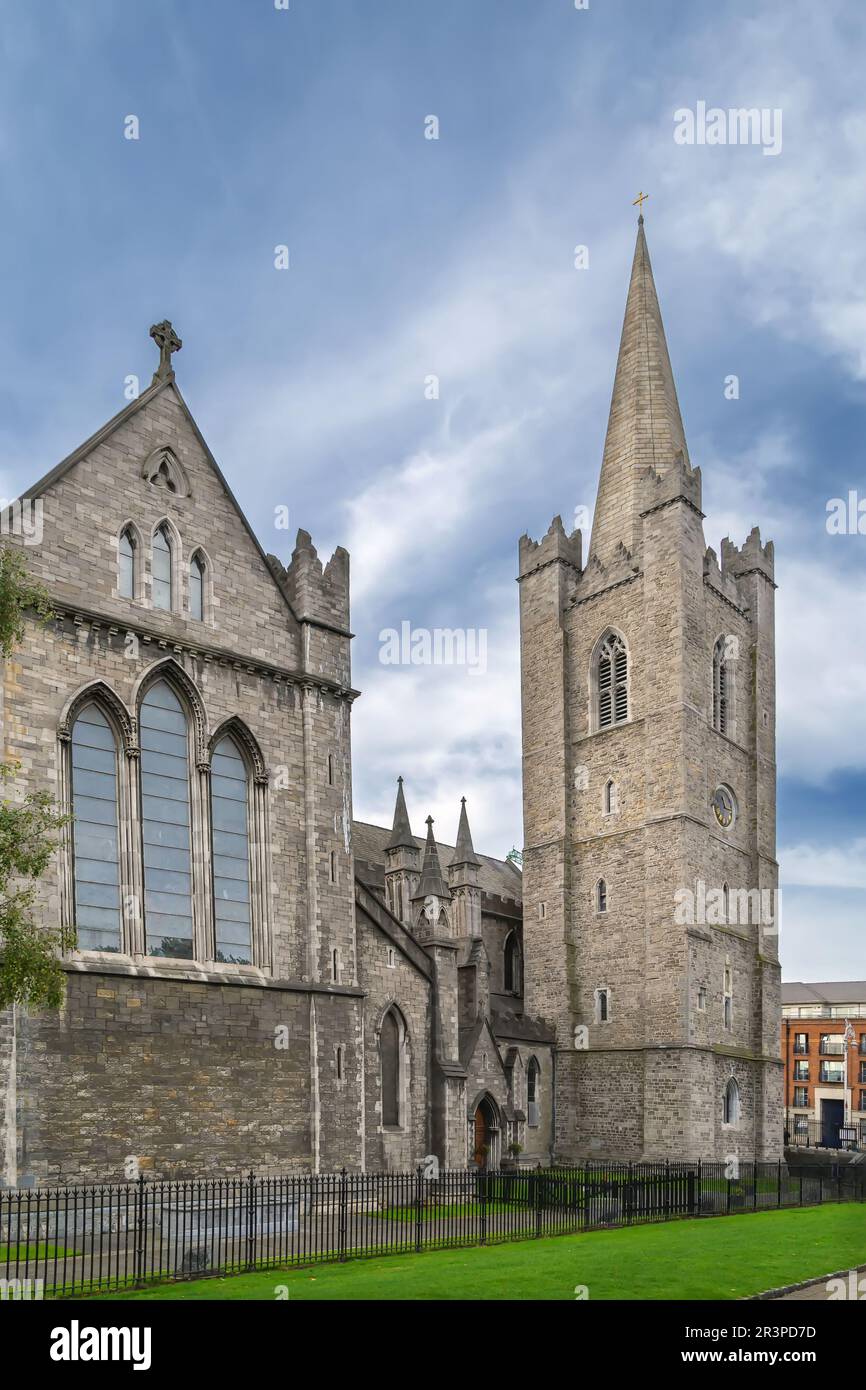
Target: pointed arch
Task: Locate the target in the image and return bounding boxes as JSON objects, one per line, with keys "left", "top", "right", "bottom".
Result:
{"left": 526, "top": 1055, "right": 541, "bottom": 1126}
{"left": 141, "top": 442, "right": 191, "bottom": 498}
{"left": 133, "top": 657, "right": 208, "bottom": 764}
{"left": 595, "top": 877, "right": 608, "bottom": 914}
{"left": 151, "top": 517, "right": 182, "bottom": 613}
{"left": 712, "top": 634, "right": 730, "bottom": 735}
{"left": 378, "top": 1003, "right": 410, "bottom": 1130}
{"left": 208, "top": 716, "right": 267, "bottom": 784}
{"left": 58, "top": 679, "right": 136, "bottom": 752}
{"left": 503, "top": 928, "right": 522, "bottom": 994}
{"left": 590, "top": 627, "right": 629, "bottom": 732}
{"left": 117, "top": 521, "right": 143, "bottom": 601}
{"left": 723, "top": 1076, "right": 740, "bottom": 1126}
{"left": 188, "top": 545, "right": 212, "bottom": 623}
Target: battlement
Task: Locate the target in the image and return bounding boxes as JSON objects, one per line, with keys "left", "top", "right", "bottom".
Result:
{"left": 518, "top": 515, "right": 582, "bottom": 579}
{"left": 721, "top": 526, "right": 775, "bottom": 584}
{"left": 703, "top": 545, "right": 744, "bottom": 609}
{"left": 268, "top": 529, "right": 350, "bottom": 629}
{"left": 640, "top": 452, "right": 702, "bottom": 517}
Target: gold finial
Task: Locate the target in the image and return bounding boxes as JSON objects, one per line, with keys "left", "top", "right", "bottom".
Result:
{"left": 633, "top": 190, "right": 649, "bottom": 214}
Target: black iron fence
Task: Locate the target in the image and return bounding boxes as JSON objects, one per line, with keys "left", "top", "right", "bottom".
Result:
{"left": 785, "top": 1116, "right": 866, "bottom": 1151}
{"left": 1, "top": 1160, "right": 863, "bottom": 1299}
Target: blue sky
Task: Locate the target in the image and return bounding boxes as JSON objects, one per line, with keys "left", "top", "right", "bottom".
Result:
{"left": 1, "top": 0, "right": 864, "bottom": 979}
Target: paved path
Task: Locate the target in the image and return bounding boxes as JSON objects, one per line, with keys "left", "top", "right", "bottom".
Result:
{"left": 771, "top": 1262, "right": 866, "bottom": 1300}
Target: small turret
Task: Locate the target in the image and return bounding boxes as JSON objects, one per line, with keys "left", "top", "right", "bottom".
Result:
{"left": 448, "top": 798, "right": 482, "bottom": 939}
{"left": 384, "top": 778, "right": 420, "bottom": 925}
{"left": 721, "top": 526, "right": 775, "bottom": 586}
{"left": 412, "top": 817, "right": 452, "bottom": 940}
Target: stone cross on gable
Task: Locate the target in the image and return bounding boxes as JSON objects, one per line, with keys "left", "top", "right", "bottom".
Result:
{"left": 149, "top": 320, "right": 182, "bottom": 383}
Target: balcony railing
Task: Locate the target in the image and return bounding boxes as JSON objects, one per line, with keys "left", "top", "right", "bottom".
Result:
{"left": 786, "top": 1116, "right": 866, "bottom": 1152}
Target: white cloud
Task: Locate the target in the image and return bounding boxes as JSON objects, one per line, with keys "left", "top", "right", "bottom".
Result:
{"left": 781, "top": 840, "right": 866, "bottom": 890}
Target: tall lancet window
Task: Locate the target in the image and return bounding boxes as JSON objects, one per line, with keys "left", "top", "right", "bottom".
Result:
{"left": 189, "top": 553, "right": 205, "bottom": 621}
{"left": 118, "top": 528, "right": 136, "bottom": 599}
{"left": 71, "top": 705, "right": 122, "bottom": 952}
{"left": 152, "top": 524, "right": 173, "bottom": 611}
{"left": 597, "top": 633, "right": 628, "bottom": 729}
{"left": 141, "top": 681, "right": 194, "bottom": 958}
{"left": 211, "top": 735, "right": 252, "bottom": 965}
{"left": 713, "top": 637, "right": 729, "bottom": 734}
{"left": 381, "top": 1009, "right": 401, "bottom": 1127}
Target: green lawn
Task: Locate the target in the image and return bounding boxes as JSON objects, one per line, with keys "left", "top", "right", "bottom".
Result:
{"left": 78, "top": 1204, "right": 866, "bottom": 1301}
{"left": 1, "top": 1243, "right": 75, "bottom": 1263}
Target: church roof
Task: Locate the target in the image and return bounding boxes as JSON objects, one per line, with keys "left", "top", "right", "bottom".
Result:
{"left": 353, "top": 820, "right": 521, "bottom": 904}
{"left": 588, "top": 215, "right": 691, "bottom": 564}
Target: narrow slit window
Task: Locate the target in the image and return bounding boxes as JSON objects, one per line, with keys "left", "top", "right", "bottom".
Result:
{"left": 152, "top": 525, "right": 173, "bottom": 612}
{"left": 118, "top": 528, "right": 136, "bottom": 599}
{"left": 189, "top": 553, "right": 204, "bottom": 621}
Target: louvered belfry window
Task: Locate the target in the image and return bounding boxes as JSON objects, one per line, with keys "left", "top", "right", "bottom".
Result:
{"left": 597, "top": 634, "right": 628, "bottom": 729}
{"left": 713, "top": 637, "right": 728, "bottom": 734}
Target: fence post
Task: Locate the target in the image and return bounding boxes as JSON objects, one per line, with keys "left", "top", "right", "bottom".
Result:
{"left": 696, "top": 1158, "right": 702, "bottom": 1216}
{"left": 665, "top": 1159, "right": 670, "bottom": 1219}
{"left": 686, "top": 1167, "right": 695, "bottom": 1217}
{"left": 339, "top": 1169, "right": 348, "bottom": 1263}
{"left": 414, "top": 1165, "right": 423, "bottom": 1255}
{"left": 245, "top": 1170, "right": 257, "bottom": 1271}
{"left": 753, "top": 1160, "right": 758, "bottom": 1211}
{"left": 626, "top": 1162, "right": 633, "bottom": 1225}
{"left": 726, "top": 1171, "right": 731, "bottom": 1215}
{"left": 133, "top": 1174, "right": 146, "bottom": 1287}
{"left": 777, "top": 1159, "right": 782, "bottom": 1208}
{"left": 534, "top": 1168, "right": 542, "bottom": 1238}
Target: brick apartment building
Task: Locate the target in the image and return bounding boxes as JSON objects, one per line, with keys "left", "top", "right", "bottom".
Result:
{"left": 782, "top": 981, "right": 866, "bottom": 1148}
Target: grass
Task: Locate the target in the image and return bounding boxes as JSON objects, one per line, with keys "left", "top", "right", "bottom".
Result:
{"left": 0, "top": 1243, "right": 75, "bottom": 1262}
{"left": 74, "top": 1203, "right": 866, "bottom": 1301}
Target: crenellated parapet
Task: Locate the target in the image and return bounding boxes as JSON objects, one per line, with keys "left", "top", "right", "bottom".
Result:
{"left": 518, "top": 515, "right": 582, "bottom": 580}
{"left": 703, "top": 545, "right": 744, "bottom": 611}
{"left": 268, "top": 530, "right": 351, "bottom": 630}
{"left": 640, "top": 452, "right": 702, "bottom": 519}
{"left": 720, "top": 526, "right": 775, "bottom": 586}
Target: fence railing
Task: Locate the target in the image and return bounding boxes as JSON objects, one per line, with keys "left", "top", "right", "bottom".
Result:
{"left": 1, "top": 1160, "right": 863, "bottom": 1299}
{"left": 785, "top": 1116, "right": 866, "bottom": 1151}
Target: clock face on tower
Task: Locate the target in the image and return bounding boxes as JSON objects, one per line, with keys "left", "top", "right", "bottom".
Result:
{"left": 711, "top": 785, "right": 736, "bottom": 829}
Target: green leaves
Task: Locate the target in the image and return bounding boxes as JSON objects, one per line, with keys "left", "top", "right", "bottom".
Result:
{"left": 0, "top": 764, "right": 70, "bottom": 1010}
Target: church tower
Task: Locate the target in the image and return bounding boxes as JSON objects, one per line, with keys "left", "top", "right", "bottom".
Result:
{"left": 519, "top": 215, "right": 782, "bottom": 1162}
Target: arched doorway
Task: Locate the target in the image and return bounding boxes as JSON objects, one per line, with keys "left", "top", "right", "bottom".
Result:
{"left": 472, "top": 1094, "right": 500, "bottom": 1169}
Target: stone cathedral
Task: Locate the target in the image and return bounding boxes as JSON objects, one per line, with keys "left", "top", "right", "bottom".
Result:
{"left": 0, "top": 220, "right": 782, "bottom": 1186}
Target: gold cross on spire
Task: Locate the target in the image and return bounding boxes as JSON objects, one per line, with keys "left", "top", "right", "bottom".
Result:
{"left": 633, "top": 190, "right": 649, "bottom": 212}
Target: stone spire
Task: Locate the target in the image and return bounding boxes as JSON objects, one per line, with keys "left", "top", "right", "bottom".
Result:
{"left": 450, "top": 797, "right": 481, "bottom": 869}
{"left": 412, "top": 817, "right": 452, "bottom": 902}
{"left": 386, "top": 776, "right": 415, "bottom": 851}
{"left": 588, "top": 216, "right": 690, "bottom": 565}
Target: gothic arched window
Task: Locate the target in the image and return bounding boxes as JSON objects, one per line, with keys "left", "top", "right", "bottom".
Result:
{"left": 380, "top": 1008, "right": 405, "bottom": 1128}
{"left": 596, "top": 878, "right": 608, "bottom": 914}
{"left": 504, "top": 930, "right": 521, "bottom": 994}
{"left": 140, "top": 681, "right": 194, "bottom": 958}
{"left": 118, "top": 528, "right": 136, "bottom": 600}
{"left": 527, "top": 1056, "right": 540, "bottom": 1127}
{"left": 189, "top": 552, "right": 205, "bottom": 621}
{"left": 604, "top": 778, "right": 617, "bottom": 815}
{"left": 152, "top": 524, "right": 174, "bottom": 612}
{"left": 71, "top": 704, "right": 122, "bottom": 952}
{"left": 597, "top": 633, "right": 628, "bottom": 729}
{"left": 211, "top": 734, "right": 252, "bottom": 965}
{"left": 723, "top": 1076, "right": 739, "bottom": 1126}
{"left": 713, "top": 637, "right": 729, "bottom": 734}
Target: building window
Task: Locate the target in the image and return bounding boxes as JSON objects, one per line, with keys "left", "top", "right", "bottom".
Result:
{"left": 722, "top": 1077, "right": 739, "bottom": 1126}
{"left": 595, "top": 988, "right": 610, "bottom": 1023}
{"left": 859, "top": 1090, "right": 866, "bottom": 1112}
{"left": 820, "top": 1034, "right": 845, "bottom": 1056}
{"left": 793, "top": 1060, "right": 809, "bottom": 1081}
{"left": 380, "top": 1007, "right": 406, "bottom": 1128}
{"left": 860, "top": 1034, "right": 866, "bottom": 1055}
{"left": 604, "top": 779, "right": 617, "bottom": 815}
{"left": 152, "top": 524, "right": 174, "bottom": 611}
{"left": 793, "top": 1086, "right": 809, "bottom": 1108}
{"left": 712, "top": 636, "right": 729, "bottom": 734}
{"left": 336, "top": 1046, "right": 344, "bottom": 1081}
{"left": 189, "top": 552, "right": 205, "bottom": 621}
{"left": 697, "top": 986, "right": 707, "bottom": 1011}
{"left": 330, "top": 850, "right": 337, "bottom": 883}
{"left": 386, "top": 947, "right": 395, "bottom": 969}
{"left": 118, "top": 528, "right": 136, "bottom": 599}
{"left": 331, "top": 948, "right": 339, "bottom": 983}
{"left": 722, "top": 883, "right": 730, "bottom": 923}
{"left": 819, "top": 1061, "right": 844, "bottom": 1083}
{"left": 860, "top": 1061, "right": 866, "bottom": 1084}
{"left": 210, "top": 734, "right": 252, "bottom": 965}
{"left": 141, "top": 681, "right": 194, "bottom": 958}
{"left": 597, "top": 633, "right": 628, "bottom": 729}
{"left": 793, "top": 1033, "right": 808, "bottom": 1055}
{"left": 71, "top": 705, "right": 123, "bottom": 952}
{"left": 723, "top": 961, "right": 732, "bottom": 1030}
{"left": 596, "top": 879, "right": 608, "bottom": 914}
{"left": 527, "top": 1057, "right": 540, "bottom": 1127}
{"left": 328, "top": 753, "right": 335, "bottom": 785}
{"left": 504, "top": 931, "right": 521, "bottom": 994}
{"left": 538, "top": 902, "right": 546, "bottom": 919}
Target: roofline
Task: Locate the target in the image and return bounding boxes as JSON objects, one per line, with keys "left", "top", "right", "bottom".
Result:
{"left": 21, "top": 376, "right": 351, "bottom": 641}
